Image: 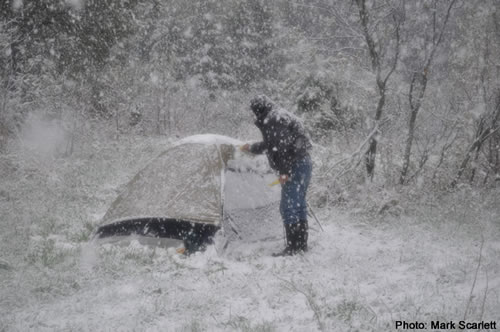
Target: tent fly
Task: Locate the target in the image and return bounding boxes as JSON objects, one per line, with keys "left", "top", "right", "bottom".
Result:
{"left": 93, "top": 134, "right": 281, "bottom": 254}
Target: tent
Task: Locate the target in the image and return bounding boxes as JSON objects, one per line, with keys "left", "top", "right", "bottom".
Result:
{"left": 94, "top": 134, "right": 282, "bottom": 253}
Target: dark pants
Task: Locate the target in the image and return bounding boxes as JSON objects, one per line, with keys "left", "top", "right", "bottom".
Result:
{"left": 280, "top": 155, "right": 312, "bottom": 225}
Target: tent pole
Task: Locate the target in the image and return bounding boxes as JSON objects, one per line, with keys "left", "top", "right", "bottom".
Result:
{"left": 307, "top": 201, "right": 325, "bottom": 232}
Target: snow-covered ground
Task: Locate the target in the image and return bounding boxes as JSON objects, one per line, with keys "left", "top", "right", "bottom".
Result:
{"left": 1, "top": 135, "right": 499, "bottom": 331}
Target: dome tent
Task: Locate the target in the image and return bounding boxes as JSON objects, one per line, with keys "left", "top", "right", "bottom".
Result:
{"left": 94, "top": 134, "right": 281, "bottom": 253}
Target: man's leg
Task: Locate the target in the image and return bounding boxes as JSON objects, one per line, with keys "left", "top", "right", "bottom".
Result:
{"left": 295, "top": 156, "right": 312, "bottom": 251}
{"left": 274, "top": 184, "right": 296, "bottom": 256}
{"left": 277, "top": 156, "right": 312, "bottom": 254}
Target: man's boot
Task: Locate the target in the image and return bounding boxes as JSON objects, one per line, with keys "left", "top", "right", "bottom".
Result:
{"left": 296, "top": 219, "right": 308, "bottom": 252}
{"left": 272, "top": 223, "right": 296, "bottom": 257}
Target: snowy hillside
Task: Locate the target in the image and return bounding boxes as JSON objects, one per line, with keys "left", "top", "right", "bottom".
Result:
{"left": 1, "top": 135, "right": 499, "bottom": 331}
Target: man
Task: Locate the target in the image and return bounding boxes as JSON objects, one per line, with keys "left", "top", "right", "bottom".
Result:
{"left": 242, "top": 95, "right": 313, "bottom": 256}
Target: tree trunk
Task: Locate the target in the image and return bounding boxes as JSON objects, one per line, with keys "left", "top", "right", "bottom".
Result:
{"left": 365, "top": 92, "right": 386, "bottom": 180}
{"left": 355, "top": 0, "right": 400, "bottom": 181}
{"left": 400, "top": 106, "right": 418, "bottom": 184}
{"left": 451, "top": 127, "right": 491, "bottom": 188}
{"left": 400, "top": 73, "right": 427, "bottom": 184}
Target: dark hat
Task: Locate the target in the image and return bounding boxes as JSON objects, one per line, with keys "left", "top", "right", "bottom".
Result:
{"left": 250, "top": 95, "right": 273, "bottom": 117}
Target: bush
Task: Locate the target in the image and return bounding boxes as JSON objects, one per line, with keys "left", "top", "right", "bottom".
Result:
{"left": 295, "top": 73, "right": 362, "bottom": 143}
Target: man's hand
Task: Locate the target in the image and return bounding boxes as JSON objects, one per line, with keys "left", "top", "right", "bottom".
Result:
{"left": 240, "top": 143, "right": 251, "bottom": 152}
{"left": 279, "top": 174, "right": 289, "bottom": 185}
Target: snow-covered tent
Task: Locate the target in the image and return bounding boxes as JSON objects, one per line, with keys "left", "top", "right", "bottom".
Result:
{"left": 95, "top": 134, "right": 282, "bottom": 253}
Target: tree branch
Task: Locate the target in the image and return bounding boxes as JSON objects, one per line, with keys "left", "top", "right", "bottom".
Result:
{"left": 356, "top": 0, "right": 380, "bottom": 72}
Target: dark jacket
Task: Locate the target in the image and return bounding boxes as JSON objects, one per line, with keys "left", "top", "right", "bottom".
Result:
{"left": 250, "top": 102, "right": 311, "bottom": 176}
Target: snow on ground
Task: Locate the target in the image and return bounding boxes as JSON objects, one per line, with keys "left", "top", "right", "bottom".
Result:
{"left": 1, "top": 135, "right": 499, "bottom": 331}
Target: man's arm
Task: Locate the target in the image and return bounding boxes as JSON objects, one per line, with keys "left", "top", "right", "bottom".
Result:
{"left": 241, "top": 142, "right": 266, "bottom": 154}
{"left": 250, "top": 142, "right": 266, "bottom": 154}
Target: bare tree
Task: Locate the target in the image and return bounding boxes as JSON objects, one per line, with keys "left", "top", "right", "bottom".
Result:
{"left": 483, "top": 10, "right": 500, "bottom": 184}
{"left": 355, "top": 0, "right": 402, "bottom": 180}
{"left": 451, "top": 94, "right": 500, "bottom": 187}
{"left": 399, "top": 0, "right": 459, "bottom": 184}
{"left": 0, "top": 19, "right": 18, "bottom": 151}
{"left": 450, "top": 5, "right": 500, "bottom": 187}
